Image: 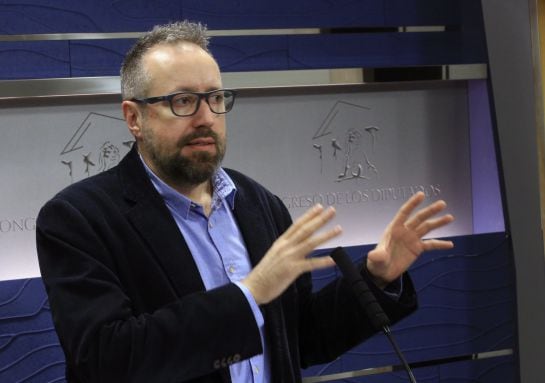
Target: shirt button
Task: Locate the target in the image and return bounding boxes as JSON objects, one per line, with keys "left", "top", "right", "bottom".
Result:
{"left": 208, "top": 221, "right": 213, "bottom": 228}
{"left": 253, "top": 364, "right": 259, "bottom": 374}
{"left": 228, "top": 265, "right": 235, "bottom": 274}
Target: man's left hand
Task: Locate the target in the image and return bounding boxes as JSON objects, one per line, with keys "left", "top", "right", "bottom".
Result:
{"left": 366, "top": 191, "right": 455, "bottom": 288}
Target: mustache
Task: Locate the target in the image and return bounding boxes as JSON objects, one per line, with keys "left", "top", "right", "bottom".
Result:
{"left": 177, "top": 128, "right": 220, "bottom": 147}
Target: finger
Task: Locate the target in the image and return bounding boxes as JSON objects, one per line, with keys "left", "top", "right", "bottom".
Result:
{"left": 298, "top": 255, "right": 336, "bottom": 274}
{"left": 422, "top": 239, "right": 454, "bottom": 252}
{"left": 415, "top": 214, "right": 455, "bottom": 237}
{"left": 286, "top": 206, "right": 337, "bottom": 244}
{"left": 391, "top": 191, "right": 426, "bottom": 227}
{"left": 283, "top": 204, "right": 326, "bottom": 239}
{"left": 405, "top": 199, "right": 448, "bottom": 230}
{"left": 293, "top": 224, "right": 343, "bottom": 255}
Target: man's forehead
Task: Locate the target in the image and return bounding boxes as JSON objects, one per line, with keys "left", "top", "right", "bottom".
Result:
{"left": 143, "top": 42, "right": 221, "bottom": 91}
{"left": 144, "top": 43, "right": 218, "bottom": 76}
{"left": 145, "top": 42, "right": 211, "bottom": 64}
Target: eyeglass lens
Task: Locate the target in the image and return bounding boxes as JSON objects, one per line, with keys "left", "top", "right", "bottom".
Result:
{"left": 171, "top": 90, "right": 235, "bottom": 116}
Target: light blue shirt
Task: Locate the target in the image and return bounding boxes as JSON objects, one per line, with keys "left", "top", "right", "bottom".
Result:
{"left": 142, "top": 161, "right": 270, "bottom": 383}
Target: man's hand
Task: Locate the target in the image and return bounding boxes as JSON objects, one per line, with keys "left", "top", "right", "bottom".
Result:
{"left": 242, "top": 204, "right": 342, "bottom": 305}
{"left": 366, "top": 191, "right": 455, "bottom": 288}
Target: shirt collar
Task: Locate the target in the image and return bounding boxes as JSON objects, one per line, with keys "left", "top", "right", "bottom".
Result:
{"left": 139, "top": 154, "right": 237, "bottom": 217}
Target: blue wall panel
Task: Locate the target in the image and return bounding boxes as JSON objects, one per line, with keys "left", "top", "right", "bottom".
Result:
{"left": 0, "top": 41, "right": 70, "bottom": 80}
{"left": 0, "top": 0, "right": 479, "bottom": 33}
{"left": 287, "top": 32, "right": 486, "bottom": 70}
{"left": 318, "top": 355, "right": 516, "bottom": 382}
{"left": 0, "top": 279, "right": 65, "bottom": 383}
{"left": 0, "top": 233, "right": 516, "bottom": 382}
{"left": 303, "top": 232, "right": 516, "bottom": 380}
{"left": 0, "top": 1, "right": 180, "bottom": 34}
{"left": 69, "top": 40, "right": 132, "bottom": 77}
{"left": 0, "top": 32, "right": 487, "bottom": 79}
{"left": 438, "top": 355, "right": 516, "bottom": 383}
{"left": 181, "top": 0, "right": 385, "bottom": 30}
{"left": 0, "top": 1, "right": 487, "bottom": 79}
{"left": 0, "top": 1, "right": 456, "bottom": 34}
{"left": 210, "top": 36, "right": 290, "bottom": 72}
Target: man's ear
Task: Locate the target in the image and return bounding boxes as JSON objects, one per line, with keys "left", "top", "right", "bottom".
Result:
{"left": 122, "top": 100, "right": 144, "bottom": 139}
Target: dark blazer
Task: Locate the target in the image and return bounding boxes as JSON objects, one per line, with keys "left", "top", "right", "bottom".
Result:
{"left": 36, "top": 147, "right": 417, "bottom": 383}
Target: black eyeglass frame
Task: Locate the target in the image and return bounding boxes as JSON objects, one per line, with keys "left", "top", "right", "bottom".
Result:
{"left": 131, "top": 89, "right": 237, "bottom": 117}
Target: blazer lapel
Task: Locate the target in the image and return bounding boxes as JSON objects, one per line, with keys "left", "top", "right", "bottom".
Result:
{"left": 118, "top": 148, "right": 205, "bottom": 296}
{"left": 233, "top": 207, "right": 271, "bottom": 267}
{"left": 231, "top": 187, "right": 276, "bottom": 267}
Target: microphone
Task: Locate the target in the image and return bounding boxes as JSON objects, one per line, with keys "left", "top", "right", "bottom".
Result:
{"left": 330, "top": 246, "right": 390, "bottom": 330}
{"left": 330, "top": 246, "right": 417, "bottom": 383}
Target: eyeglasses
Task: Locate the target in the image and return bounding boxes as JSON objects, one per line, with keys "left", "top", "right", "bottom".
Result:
{"left": 131, "top": 89, "right": 236, "bottom": 117}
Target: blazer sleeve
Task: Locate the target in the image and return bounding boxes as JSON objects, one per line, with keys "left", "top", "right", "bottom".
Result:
{"left": 36, "top": 196, "right": 262, "bottom": 383}
{"left": 296, "top": 256, "right": 417, "bottom": 366}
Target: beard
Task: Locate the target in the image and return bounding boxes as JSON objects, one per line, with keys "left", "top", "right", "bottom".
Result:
{"left": 141, "top": 127, "right": 226, "bottom": 186}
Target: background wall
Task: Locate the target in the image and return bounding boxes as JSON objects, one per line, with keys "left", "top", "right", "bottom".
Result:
{"left": 0, "top": 1, "right": 525, "bottom": 382}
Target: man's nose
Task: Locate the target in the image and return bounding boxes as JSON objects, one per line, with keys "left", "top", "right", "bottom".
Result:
{"left": 191, "top": 98, "right": 217, "bottom": 126}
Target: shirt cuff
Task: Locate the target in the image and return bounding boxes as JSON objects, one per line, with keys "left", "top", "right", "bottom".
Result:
{"left": 361, "top": 263, "right": 404, "bottom": 301}
{"left": 383, "top": 277, "right": 403, "bottom": 300}
{"left": 233, "top": 281, "right": 264, "bottom": 328}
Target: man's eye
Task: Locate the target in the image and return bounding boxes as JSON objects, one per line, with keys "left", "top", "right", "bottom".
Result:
{"left": 173, "top": 95, "right": 195, "bottom": 105}
{"left": 210, "top": 94, "right": 224, "bottom": 103}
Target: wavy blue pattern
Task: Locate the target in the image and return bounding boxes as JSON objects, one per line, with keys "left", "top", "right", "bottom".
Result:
{"left": 304, "top": 232, "right": 516, "bottom": 380}
{"left": 327, "top": 355, "right": 515, "bottom": 383}
{"left": 16, "top": 360, "right": 65, "bottom": 383}
{"left": 0, "top": 1, "right": 486, "bottom": 79}
{"left": 303, "top": 356, "right": 514, "bottom": 382}
{"left": 69, "top": 40, "right": 131, "bottom": 77}
{"left": 0, "top": 4, "right": 101, "bottom": 34}
{"left": 0, "top": 41, "right": 70, "bottom": 79}
{"left": 182, "top": 0, "right": 382, "bottom": 30}
{"left": 0, "top": 235, "right": 514, "bottom": 382}
{"left": 0, "top": 343, "right": 61, "bottom": 373}
{"left": 0, "top": 297, "right": 49, "bottom": 321}
{"left": 0, "top": 279, "right": 31, "bottom": 308}
{"left": 0, "top": 0, "right": 479, "bottom": 34}
{"left": 0, "top": 279, "right": 65, "bottom": 383}
{"left": 0, "top": 327, "right": 56, "bottom": 351}
{"left": 348, "top": 320, "right": 512, "bottom": 355}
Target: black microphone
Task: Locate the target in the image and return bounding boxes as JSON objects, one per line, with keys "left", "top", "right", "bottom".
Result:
{"left": 330, "top": 246, "right": 417, "bottom": 383}
{"left": 330, "top": 246, "right": 390, "bottom": 330}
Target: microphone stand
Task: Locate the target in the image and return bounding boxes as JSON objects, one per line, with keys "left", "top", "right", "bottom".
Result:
{"left": 383, "top": 325, "right": 417, "bottom": 383}
{"left": 331, "top": 247, "right": 417, "bottom": 383}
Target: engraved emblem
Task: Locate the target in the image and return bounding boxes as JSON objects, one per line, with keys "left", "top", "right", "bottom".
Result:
{"left": 60, "top": 113, "right": 134, "bottom": 184}
{"left": 313, "top": 101, "right": 380, "bottom": 183}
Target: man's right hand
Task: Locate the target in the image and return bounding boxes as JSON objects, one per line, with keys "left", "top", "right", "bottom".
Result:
{"left": 241, "top": 204, "right": 342, "bottom": 305}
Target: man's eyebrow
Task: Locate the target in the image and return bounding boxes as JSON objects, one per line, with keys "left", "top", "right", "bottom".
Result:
{"left": 166, "top": 86, "right": 223, "bottom": 94}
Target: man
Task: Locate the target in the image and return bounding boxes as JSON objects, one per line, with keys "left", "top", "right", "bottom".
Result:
{"left": 36, "top": 21, "right": 454, "bottom": 383}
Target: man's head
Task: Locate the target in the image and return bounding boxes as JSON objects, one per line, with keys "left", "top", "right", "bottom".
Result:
{"left": 120, "top": 21, "right": 211, "bottom": 101}
{"left": 121, "top": 21, "right": 231, "bottom": 188}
